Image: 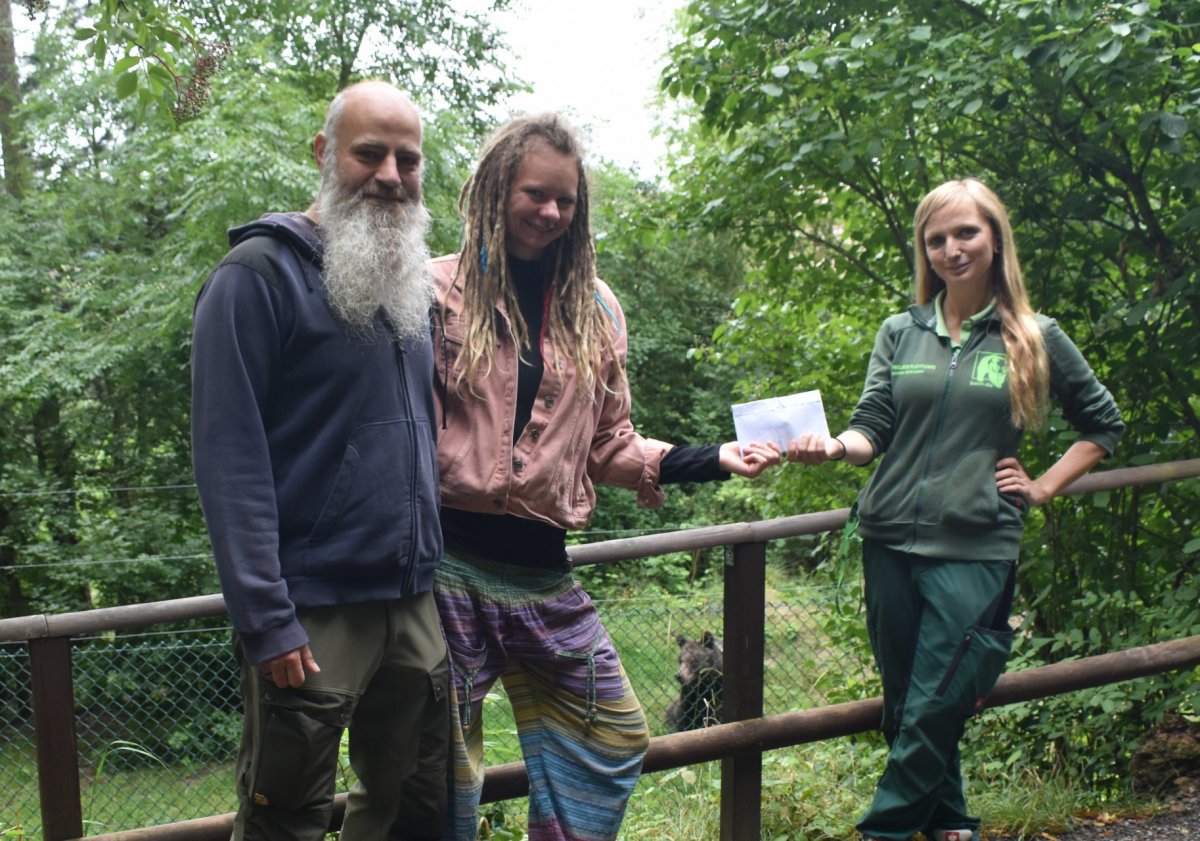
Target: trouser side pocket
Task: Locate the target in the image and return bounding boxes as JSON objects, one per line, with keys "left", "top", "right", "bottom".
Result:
{"left": 934, "top": 625, "right": 1013, "bottom": 716}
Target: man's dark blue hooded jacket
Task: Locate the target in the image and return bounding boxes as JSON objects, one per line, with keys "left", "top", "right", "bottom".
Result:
{"left": 191, "top": 212, "right": 442, "bottom": 665}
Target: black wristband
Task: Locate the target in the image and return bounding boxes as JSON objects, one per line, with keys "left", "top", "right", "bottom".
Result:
{"left": 829, "top": 437, "right": 847, "bottom": 461}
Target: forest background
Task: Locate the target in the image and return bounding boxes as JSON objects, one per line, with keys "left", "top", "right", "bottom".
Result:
{"left": 0, "top": 0, "right": 1198, "bottom": 833}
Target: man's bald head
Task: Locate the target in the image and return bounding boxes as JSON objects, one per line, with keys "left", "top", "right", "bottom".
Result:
{"left": 321, "top": 81, "right": 422, "bottom": 155}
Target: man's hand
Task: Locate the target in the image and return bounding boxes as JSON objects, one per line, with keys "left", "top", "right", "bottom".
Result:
{"left": 259, "top": 644, "right": 320, "bottom": 689}
{"left": 718, "top": 441, "right": 782, "bottom": 478}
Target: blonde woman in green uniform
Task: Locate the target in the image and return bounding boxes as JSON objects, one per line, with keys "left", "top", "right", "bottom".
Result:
{"left": 789, "top": 178, "right": 1123, "bottom": 841}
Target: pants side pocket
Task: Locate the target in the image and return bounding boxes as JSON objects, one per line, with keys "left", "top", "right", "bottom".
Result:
{"left": 934, "top": 625, "right": 1014, "bottom": 716}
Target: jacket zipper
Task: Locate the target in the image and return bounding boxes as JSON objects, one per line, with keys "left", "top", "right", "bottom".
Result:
{"left": 433, "top": 302, "right": 449, "bottom": 431}
{"left": 907, "top": 319, "right": 992, "bottom": 546}
{"left": 909, "top": 341, "right": 961, "bottom": 546}
{"left": 395, "top": 341, "right": 419, "bottom": 592}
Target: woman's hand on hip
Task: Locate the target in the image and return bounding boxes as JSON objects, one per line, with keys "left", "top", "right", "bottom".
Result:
{"left": 995, "top": 456, "right": 1050, "bottom": 507}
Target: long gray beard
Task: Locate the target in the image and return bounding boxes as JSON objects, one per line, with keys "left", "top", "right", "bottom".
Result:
{"left": 317, "top": 182, "right": 435, "bottom": 342}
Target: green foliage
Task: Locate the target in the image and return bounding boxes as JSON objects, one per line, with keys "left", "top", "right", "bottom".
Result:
{"left": 969, "top": 582, "right": 1200, "bottom": 795}
{"left": 658, "top": 0, "right": 1200, "bottom": 800}
{"left": 0, "top": 0, "right": 506, "bottom": 617}
{"left": 757, "top": 741, "right": 885, "bottom": 840}
{"left": 580, "top": 162, "right": 783, "bottom": 590}
{"left": 66, "top": 0, "right": 220, "bottom": 122}
{"left": 72, "top": 637, "right": 241, "bottom": 766}
{"left": 26, "top": 0, "right": 517, "bottom": 124}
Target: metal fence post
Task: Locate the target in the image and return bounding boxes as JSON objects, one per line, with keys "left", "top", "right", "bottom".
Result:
{"left": 721, "top": 540, "right": 767, "bottom": 841}
{"left": 29, "top": 636, "right": 84, "bottom": 841}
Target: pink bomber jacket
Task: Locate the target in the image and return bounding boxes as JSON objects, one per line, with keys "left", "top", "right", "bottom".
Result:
{"left": 429, "top": 254, "right": 672, "bottom": 530}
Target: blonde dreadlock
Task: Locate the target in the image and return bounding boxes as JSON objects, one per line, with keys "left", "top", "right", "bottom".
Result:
{"left": 913, "top": 178, "right": 1049, "bottom": 429}
{"left": 451, "top": 113, "right": 618, "bottom": 398}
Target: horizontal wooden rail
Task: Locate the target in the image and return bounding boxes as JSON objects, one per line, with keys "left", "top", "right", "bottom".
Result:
{"left": 3, "top": 459, "right": 1197, "bottom": 645}
{"left": 7, "top": 457, "right": 1198, "bottom": 841}
{"left": 78, "top": 633, "right": 1200, "bottom": 841}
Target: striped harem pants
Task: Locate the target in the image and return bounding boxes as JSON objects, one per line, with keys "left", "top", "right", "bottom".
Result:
{"left": 434, "top": 550, "right": 650, "bottom": 841}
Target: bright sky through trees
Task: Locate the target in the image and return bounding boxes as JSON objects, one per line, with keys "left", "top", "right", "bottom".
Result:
{"left": 491, "top": 0, "right": 685, "bottom": 174}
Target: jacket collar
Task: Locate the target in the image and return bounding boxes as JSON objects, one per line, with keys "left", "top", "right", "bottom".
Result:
{"left": 908, "top": 299, "right": 1003, "bottom": 332}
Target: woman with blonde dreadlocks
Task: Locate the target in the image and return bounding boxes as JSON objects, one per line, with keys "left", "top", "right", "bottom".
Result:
{"left": 426, "top": 113, "right": 780, "bottom": 841}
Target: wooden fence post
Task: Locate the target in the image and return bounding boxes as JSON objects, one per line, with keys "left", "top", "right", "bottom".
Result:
{"left": 721, "top": 541, "right": 767, "bottom": 841}
{"left": 29, "top": 636, "right": 83, "bottom": 841}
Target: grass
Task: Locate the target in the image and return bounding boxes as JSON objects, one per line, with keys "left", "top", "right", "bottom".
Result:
{"left": 624, "top": 738, "right": 1145, "bottom": 840}
{"left": 1, "top": 729, "right": 235, "bottom": 839}
{"left": 1, "top": 731, "right": 41, "bottom": 839}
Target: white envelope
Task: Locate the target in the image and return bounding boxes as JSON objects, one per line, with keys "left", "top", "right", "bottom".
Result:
{"left": 732, "top": 390, "right": 830, "bottom": 453}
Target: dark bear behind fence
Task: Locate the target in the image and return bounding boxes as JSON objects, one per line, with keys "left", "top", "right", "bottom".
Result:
{"left": 664, "top": 631, "right": 724, "bottom": 732}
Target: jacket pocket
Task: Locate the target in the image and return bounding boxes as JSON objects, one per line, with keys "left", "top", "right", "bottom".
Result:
{"left": 303, "top": 420, "right": 424, "bottom": 578}
{"left": 308, "top": 446, "right": 360, "bottom": 544}
{"left": 934, "top": 448, "right": 1000, "bottom": 529}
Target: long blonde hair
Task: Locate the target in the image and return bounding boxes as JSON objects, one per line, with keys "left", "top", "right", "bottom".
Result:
{"left": 913, "top": 179, "right": 1049, "bottom": 428}
{"left": 452, "top": 113, "right": 617, "bottom": 396}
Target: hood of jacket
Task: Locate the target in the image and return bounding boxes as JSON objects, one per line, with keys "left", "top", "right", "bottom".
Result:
{"left": 228, "top": 211, "right": 323, "bottom": 268}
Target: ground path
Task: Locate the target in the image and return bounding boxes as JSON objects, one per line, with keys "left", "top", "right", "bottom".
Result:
{"left": 987, "top": 792, "right": 1198, "bottom": 840}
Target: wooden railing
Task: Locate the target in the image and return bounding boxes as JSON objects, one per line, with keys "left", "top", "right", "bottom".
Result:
{"left": 2, "top": 458, "right": 1199, "bottom": 841}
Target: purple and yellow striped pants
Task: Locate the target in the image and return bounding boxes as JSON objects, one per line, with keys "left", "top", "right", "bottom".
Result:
{"left": 434, "top": 551, "right": 650, "bottom": 841}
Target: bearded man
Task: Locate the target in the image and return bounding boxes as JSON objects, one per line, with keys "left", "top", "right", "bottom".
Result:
{"left": 191, "top": 81, "right": 448, "bottom": 841}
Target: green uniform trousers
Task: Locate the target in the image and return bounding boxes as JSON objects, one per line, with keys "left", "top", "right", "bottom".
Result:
{"left": 856, "top": 540, "right": 1015, "bottom": 841}
{"left": 231, "top": 592, "right": 450, "bottom": 841}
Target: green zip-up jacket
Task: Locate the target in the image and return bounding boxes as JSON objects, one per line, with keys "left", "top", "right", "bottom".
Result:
{"left": 848, "top": 302, "right": 1124, "bottom": 561}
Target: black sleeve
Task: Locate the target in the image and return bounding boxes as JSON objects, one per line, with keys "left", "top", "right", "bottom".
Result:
{"left": 660, "top": 444, "right": 727, "bottom": 484}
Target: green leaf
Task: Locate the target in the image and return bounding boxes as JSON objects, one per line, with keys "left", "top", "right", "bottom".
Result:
{"left": 963, "top": 98, "right": 983, "bottom": 115}
{"left": 1158, "top": 113, "right": 1188, "bottom": 138}
{"left": 74, "top": 27, "right": 98, "bottom": 40}
{"left": 760, "top": 83, "right": 784, "bottom": 97}
{"left": 116, "top": 70, "right": 139, "bottom": 100}
{"left": 771, "top": 64, "right": 790, "bottom": 79}
{"left": 113, "top": 56, "right": 140, "bottom": 74}
{"left": 1098, "top": 39, "right": 1123, "bottom": 63}
{"left": 1184, "top": 538, "right": 1200, "bottom": 555}
{"left": 1171, "top": 206, "right": 1200, "bottom": 234}
{"left": 910, "top": 25, "right": 932, "bottom": 41}
{"left": 146, "top": 62, "right": 175, "bottom": 89}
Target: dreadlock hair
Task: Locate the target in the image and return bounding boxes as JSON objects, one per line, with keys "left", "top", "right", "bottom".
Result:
{"left": 452, "top": 113, "right": 617, "bottom": 397}
{"left": 913, "top": 178, "right": 1050, "bottom": 429}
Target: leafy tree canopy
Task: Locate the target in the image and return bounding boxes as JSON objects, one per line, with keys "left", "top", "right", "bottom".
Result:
{"left": 16, "top": 0, "right": 515, "bottom": 123}
{"left": 0, "top": 0, "right": 513, "bottom": 617}
{"left": 661, "top": 0, "right": 1199, "bottom": 655}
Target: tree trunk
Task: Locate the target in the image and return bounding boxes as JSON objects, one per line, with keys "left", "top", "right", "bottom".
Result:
{"left": 0, "top": 0, "right": 29, "bottom": 198}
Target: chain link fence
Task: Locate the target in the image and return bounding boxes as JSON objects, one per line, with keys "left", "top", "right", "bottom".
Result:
{"left": 1, "top": 582, "right": 874, "bottom": 839}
